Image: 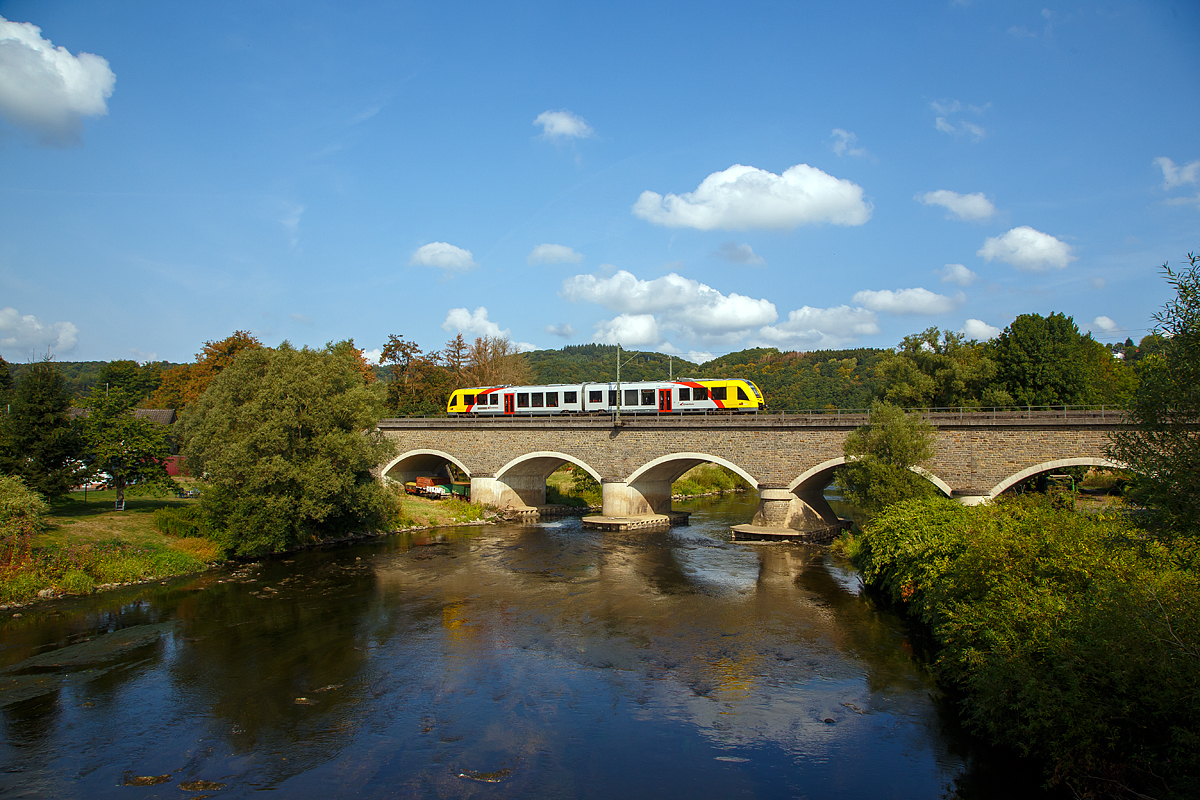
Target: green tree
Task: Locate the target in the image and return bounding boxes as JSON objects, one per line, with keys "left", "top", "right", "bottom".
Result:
{"left": 81, "top": 385, "right": 174, "bottom": 510}
{"left": 0, "top": 361, "right": 81, "bottom": 498}
{"left": 97, "top": 359, "right": 162, "bottom": 402}
{"left": 834, "top": 400, "right": 938, "bottom": 511}
{"left": 1110, "top": 253, "right": 1200, "bottom": 540}
{"left": 989, "top": 312, "right": 1105, "bottom": 406}
{"left": 0, "top": 474, "right": 47, "bottom": 568}
{"left": 878, "top": 327, "right": 1010, "bottom": 408}
{"left": 183, "top": 342, "right": 396, "bottom": 556}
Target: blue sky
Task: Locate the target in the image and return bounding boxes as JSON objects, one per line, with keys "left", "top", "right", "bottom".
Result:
{"left": 1, "top": 1, "right": 1197, "bottom": 364}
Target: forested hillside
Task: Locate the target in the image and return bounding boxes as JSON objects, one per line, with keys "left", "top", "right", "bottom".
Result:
{"left": 525, "top": 344, "right": 698, "bottom": 384}
{"left": 8, "top": 360, "right": 181, "bottom": 403}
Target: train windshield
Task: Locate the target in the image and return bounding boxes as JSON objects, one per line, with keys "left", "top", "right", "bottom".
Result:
{"left": 747, "top": 382, "right": 762, "bottom": 399}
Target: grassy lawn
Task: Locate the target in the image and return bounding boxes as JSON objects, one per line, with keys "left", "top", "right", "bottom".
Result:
{"left": 1, "top": 480, "right": 223, "bottom": 606}
{"left": 393, "top": 492, "right": 488, "bottom": 528}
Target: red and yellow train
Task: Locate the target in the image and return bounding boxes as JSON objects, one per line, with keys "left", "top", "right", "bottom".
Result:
{"left": 446, "top": 379, "right": 764, "bottom": 415}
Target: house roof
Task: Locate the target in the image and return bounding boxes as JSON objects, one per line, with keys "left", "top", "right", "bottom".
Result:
{"left": 69, "top": 407, "right": 177, "bottom": 425}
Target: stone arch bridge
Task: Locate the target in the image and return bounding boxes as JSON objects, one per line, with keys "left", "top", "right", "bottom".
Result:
{"left": 376, "top": 410, "right": 1125, "bottom": 538}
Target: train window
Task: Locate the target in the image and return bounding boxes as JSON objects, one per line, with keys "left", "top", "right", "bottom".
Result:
{"left": 450, "top": 396, "right": 459, "bottom": 407}
{"left": 640, "top": 389, "right": 654, "bottom": 405}
{"left": 608, "top": 390, "right": 617, "bottom": 406}
{"left": 737, "top": 387, "right": 749, "bottom": 401}
{"left": 590, "top": 390, "right": 603, "bottom": 404}
{"left": 517, "top": 393, "right": 529, "bottom": 408}
{"left": 694, "top": 387, "right": 708, "bottom": 401}
{"left": 624, "top": 389, "right": 638, "bottom": 406}
{"left": 490, "top": 394, "right": 498, "bottom": 404}
{"left": 712, "top": 387, "right": 727, "bottom": 401}
{"left": 678, "top": 387, "right": 690, "bottom": 401}
{"left": 532, "top": 392, "right": 544, "bottom": 407}
{"left": 464, "top": 394, "right": 475, "bottom": 405}
{"left": 546, "top": 392, "right": 559, "bottom": 407}
{"left": 564, "top": 391, "right": 577, "bottom": 403}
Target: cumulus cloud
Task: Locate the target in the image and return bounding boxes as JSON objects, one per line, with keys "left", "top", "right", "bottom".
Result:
{"left": 916, "top": 189, "right": 995, "bottom": 221}
{"left": 830, "top": 128, "right": 867, "bottom": 157}
{"left": 1091, "top": 315, "right": 1122, "bottom": 334}
{"left": 939, "top": 263, "right": 978, "bottom": 286}
{"left": 442, "top": 306, "right": 508, "bottom": 338}
{"left": 852, "top": 287, "right": 964, "bottom": 315}
{"left": 528, "top": 243, "right": 584, "bottom": 265}
{"left": 534, "top": 109, "right": 593, "bottom": 140}
{"left": 977, "top": 226, "right": 1076, "bottom": 272}
{"left": 0, "top": 16, "right": 115, "bottom": 145}
{"left": 545, "top": 323, "right": 575, "bottom": 338}
{"left": 441, "top": 307, "right": 536, "bottom": 351}
{"left": 363, "top": 348, "right": 382, "bottom": 366}
{"left": 561, "top": 270, "right": 777, "bottom": 339}
{"left": 715, "top": 242, "right": 765, "bottom": 265}
{"left": 687, "top": 350, "right": 715, "bottom": 364}
{"left": 1155, "top": 157, "right": 1200, "bottom": 190}
{"left": 756, "top": 305, "right": 880, "bottom": 349}
{"left": 961, "top": 319, "right": 1002, "bottom": 340}
{"left": 592, "top": 314, "right": 661, "bottom": 347}
{"left": 0, "top": 307, "right": 79, "bottom": 356}
{"left": 410, "top": 242, "right": 477, "bottom": 272}
{"left": 632, "top": 162, "right": 872, "bottom": 230}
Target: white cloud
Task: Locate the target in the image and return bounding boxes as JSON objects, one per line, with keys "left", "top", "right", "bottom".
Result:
{"left": 528, "top": 243, "right": 584, "bottom": 265}
{"left": 977, "top": 226, "right": 1076, "bottom": 272}
{"left": 1155, "top": 157, "right": 1200, "bottom": 190}
{"left": 561, "top": 270, "right": 777, "bottom": 339}
{"left": 852, "top": 287, "right": 963, "bottom": 315}
{"left": 916, "top": 190, "right": 995, "bottom": 221}
{"left": 715, "top": 242, "right": 765, "bottom": 265}
{"left": 363, "top": 348, "right": 382, "bottom": 366}
{"left": 593, "top": 314, "right": 661, "bottom": 347}
{"left": 534, "top": 109, "right": 593, "bottom": 140}
{"left": 545, "top": 323, "right": 575, "bottom": 338}
{"left": 632, "top": 162, "right": 872, "bottom": 230}
{"left": 128, "top": 348, "right": 157, "bottom": 363}
{"left": 0, "top": 16, "right": 115, "bottom": 145}
{"left": 930, "top": 99, "right": 986, "bottom": 141}
{"left": 1165, "top": 193, "right": 1200, "bottom": 210}
{"left": 687, "top": 350, "right": 715, "bottom": 364}
{"left": 830, "top": 128, "right": 867, "bottom": 157}
{"left": 755, "top": 305, "right": 880, "bottom": 349}
{"left": 442, "top": 306, "right": 507, "bottom": 338}
{"left": 1091, "top": 315, "right": 1121, "bottom": 334}
{"left": 938, "top": 263, "right": 978, "bottom": 286}
{"left": 961, "top": 319, "right": 1002, "bottom": 340}
{"left": 0, "top": 307, "right": 79, "bottom": 356}
{"left": 410, "top": 242, "right": 477, "bottom": 272}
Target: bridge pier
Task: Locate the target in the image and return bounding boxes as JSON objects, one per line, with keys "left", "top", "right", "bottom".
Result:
{"left": 601, "top": 478, "right": 672, "bottom": 517}
{"left": 732, "top": 486, "right": 849, "bottom": 543}
{"left": 469, "top": 475, "right": 544, "bottom": 510}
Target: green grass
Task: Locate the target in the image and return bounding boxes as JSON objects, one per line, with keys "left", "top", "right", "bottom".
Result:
{"left": 0, "top": 482, "right": 223, "bottom": 605}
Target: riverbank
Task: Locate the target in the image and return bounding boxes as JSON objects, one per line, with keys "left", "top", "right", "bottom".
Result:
{"left": 1, "top": 489, "right": 498, "bottom": 608}
{"left": 849, "top": 494, "right": 1200, "bottom": 799}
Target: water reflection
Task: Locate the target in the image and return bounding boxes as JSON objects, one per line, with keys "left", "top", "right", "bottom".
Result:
{"left": 0, "top": 494, "right": 1051, "bottom": 799}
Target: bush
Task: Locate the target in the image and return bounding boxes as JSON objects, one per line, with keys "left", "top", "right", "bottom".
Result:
{"left": 0, "top": 475, "right": 48, "bottom": 568}
{"left": 58, "top": 569, "right": 95, "bottom": 595}
{"left": 152, "top": 506, "right": 206, "bottom": 538}
{"left": 856, "top": 495, "right": 1200, "bottom": 798}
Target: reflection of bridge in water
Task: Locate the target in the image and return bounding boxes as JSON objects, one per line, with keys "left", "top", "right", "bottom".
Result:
{"left": 376, "top": 410, "right": 1124, "bottom": 539}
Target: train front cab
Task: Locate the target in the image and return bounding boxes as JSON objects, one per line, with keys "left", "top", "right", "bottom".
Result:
{"left": 693, "top": 379, "right": 764, "bottom": 411}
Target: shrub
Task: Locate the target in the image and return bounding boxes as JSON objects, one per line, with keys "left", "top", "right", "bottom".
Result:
{"left": 58, "top": 569, "right": 95, "bottom": 595}
{"left": 0, "top": 475, "right": 48, "bottom": 568}
{"left": 857, "top": 495, "right": 1200, "bottom": 798}
{"left": 152, "top": 506, "right": 206, "bottom": 538}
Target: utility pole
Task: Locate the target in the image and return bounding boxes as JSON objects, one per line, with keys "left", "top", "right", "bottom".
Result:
{"left": 614, "top": 344, "right": 639, "bottom": 424}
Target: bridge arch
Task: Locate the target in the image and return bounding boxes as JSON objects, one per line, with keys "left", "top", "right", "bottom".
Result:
{"left": 381, "top": 449, "right": 471, "bottom": 483}
{"left": 495, "top": 451, "right": 603, "bottom": 485}
{"left": 988, "top": 457, "right": 1124, "bottom": 498}
{"left": 626, "top": 452, "right": 759, "bottom": 487}
{"left": 787, "top": 457, "right": 953, "bottom": 497}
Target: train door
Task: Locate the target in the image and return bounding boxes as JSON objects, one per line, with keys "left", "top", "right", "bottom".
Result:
{"left": 658, "top": 388, "right": 672, "bottom": 413}
{"left": 504, "top": 393, "right": 515, "bottom": 414}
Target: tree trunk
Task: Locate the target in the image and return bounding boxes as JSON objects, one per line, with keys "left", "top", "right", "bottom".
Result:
{"left": 115, "top": 475, "right": 126, "bottom": 511}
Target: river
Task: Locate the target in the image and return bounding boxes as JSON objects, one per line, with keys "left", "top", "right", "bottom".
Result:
{"left": 0, "top": 493, "right": 1053, "bottom": 798}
